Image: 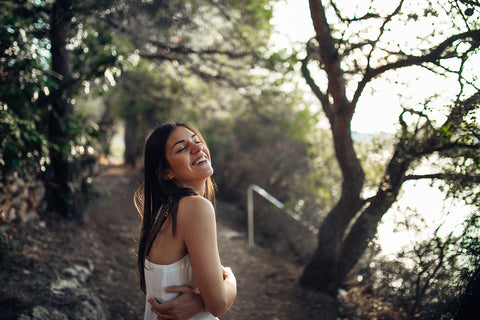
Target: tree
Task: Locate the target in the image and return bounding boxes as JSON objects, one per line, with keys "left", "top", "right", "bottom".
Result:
{"left": 299, "top": 0, "right": 480, "bottom": 294}
{"left": 1, "top": 0, "right": 119, "bottom": 218}
{"left": 47, "top": 0, "right": 83, "bottom": 217}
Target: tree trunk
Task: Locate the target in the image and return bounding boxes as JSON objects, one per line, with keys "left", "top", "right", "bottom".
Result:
{"left": 301, "top": 0, "right": 480, "bottom": 296}
{"left": 300, "top": 140, "right": 412, "bottom": 294}
{"left": 47, "top": 0, "right": 84, "bottom": 218}
{"left": 124, "top": 110, "right": 139, "bottom": 167}
{"left": 299, "top": 113, "right": 368, "bottom": 294}
{"left": 299, "top": 0, "right": 366, "bottom": 294}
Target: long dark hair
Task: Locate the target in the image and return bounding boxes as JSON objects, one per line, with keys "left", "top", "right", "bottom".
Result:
{"left": 135, "top": 122, "right": 216, "bottom": 294}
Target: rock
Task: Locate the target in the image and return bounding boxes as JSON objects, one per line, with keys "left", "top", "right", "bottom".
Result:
{"left": 17, "top": 201, "right": 28, "bottom": 219}
{"left": 8, "top": 180, "right": 19, "bottom": 194}
{"left": 51, "top": 262, "right": 94, "bottom": 294}
{"left": 62, "top": 262, "right": 93, "bottom": 283}
{"left": 50, "top": 284, "right": 108, "bottom": 320}
{"left": 50, "top": 278, "right": 81, "bottom": 295}
{"left": 24, "top": 211, "right": 40, "bottom": 224}
{"left": 49, "top": 261, "right": 108, "bottom": 320}
{"left": 7, "top": 207, "right": 17, "bottom": 221}
{"left": 72, "top": 288, "right": 107, "bottom": 320}
{"left": 32, "top": 306, "right": 68, "bottom": 320}
{"left": 0, "top": 168, "right": 46, "bottom": 225}
{"left": 32, "top": 181, "right": 46, "bottom": 203}
{"left": 18, "top": 306, "right": 68, "bottom": 320}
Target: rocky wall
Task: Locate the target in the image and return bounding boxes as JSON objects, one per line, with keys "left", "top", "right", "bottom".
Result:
{"left": 0, "top": 169, "right": 46, "bottom": 225}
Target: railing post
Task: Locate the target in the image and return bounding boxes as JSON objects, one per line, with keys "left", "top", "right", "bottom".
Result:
{"left": 247, "top": 185, "right": 254, "bottom": 246}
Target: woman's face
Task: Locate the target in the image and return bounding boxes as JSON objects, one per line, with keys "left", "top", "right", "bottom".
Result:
{"left": 163, "top": 126, "right": 213, "bottom": 193}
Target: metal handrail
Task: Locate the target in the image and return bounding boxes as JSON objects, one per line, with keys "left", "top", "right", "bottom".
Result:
{"left": 247, "top": 184, "right": 318, "bottom": 246}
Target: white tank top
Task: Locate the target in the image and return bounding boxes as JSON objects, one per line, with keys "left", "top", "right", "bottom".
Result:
{"left": 143, "top": 255, "right": 218, "bottom": 320}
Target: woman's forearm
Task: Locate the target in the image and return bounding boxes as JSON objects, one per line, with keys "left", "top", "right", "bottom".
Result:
{"left": 222, "top": 266, "right": 237, "bottom": 312}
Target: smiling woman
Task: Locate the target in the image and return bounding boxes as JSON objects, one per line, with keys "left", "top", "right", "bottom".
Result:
{"left": 163, "top": 128, "right": 214, "bottom": 195}
{"left": 135, "top": 122, "right": 236, "bottom": 320}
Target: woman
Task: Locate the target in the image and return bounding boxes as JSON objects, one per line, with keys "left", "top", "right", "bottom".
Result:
{"left": 136, "top": 122, "right": 237, "bottom": 320}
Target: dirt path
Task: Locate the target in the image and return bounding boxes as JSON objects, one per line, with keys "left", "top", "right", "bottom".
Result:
{"left": 1, "top": 166, "right": 337, "bottom": 319}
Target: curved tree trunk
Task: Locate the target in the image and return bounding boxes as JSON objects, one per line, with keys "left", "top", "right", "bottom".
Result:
{"left": 299, "top": 0, "right": 407, "bottom": 294}
{"left": 299, "top": 146, "right": 412, "bottom": 294}
{"left": 300, "top": 0, "right": 480, "bottom": 296}
{"left": 298, "top": 119, "right": 365, "bottom": 293}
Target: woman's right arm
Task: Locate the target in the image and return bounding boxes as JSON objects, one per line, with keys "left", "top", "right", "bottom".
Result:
{"left": 178, "top": 196, "right": 237, "bottom": 317}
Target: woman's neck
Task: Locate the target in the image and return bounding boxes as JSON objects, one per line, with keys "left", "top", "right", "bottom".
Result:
{"left": 179, "top": 181, "right": 205, "bottom": 197}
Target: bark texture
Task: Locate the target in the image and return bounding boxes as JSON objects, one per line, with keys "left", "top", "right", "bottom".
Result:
{"left": 47, "top": 0, "right": 84, "bottom": 218}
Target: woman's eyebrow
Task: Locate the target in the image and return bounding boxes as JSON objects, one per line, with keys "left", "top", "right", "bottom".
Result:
{"left": 171, "top": 134, "right": 197, "bottom": 150}
{"left": 171, "top": 139, "right": 185, "bottom": 150}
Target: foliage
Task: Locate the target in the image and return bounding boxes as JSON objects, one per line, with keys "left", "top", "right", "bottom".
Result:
{"left": 203, "top": 114, "right": 341, "bottom": 234}
{"left": 0, "top": 0, "right": 126, "bottom": 218}
{"left": 106, "top": 42, "right": 337, "bottom": 223}
{"left": 0, "top": 108, "right": 49, "bottom": 172}
{"left": 339, "top": 208, "right": 480, "bottom": 320}
{"left": 106, "top": 59, "right": 180, "bottom": 120}
{"left": 113, "top": 57, "right": 339, "bottom": 222}
{"left": 0, "top": 1, "right": 51, "bottom": 173}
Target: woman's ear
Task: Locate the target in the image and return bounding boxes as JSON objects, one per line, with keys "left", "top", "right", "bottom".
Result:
{"left": 162, "top": 169, "right": 174, "bottom": 181}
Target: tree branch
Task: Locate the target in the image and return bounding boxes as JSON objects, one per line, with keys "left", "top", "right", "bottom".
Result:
{"left": 446, "top": 91, "right": 480, "bottom": 125}
{"left": 309, "top": 0, "right": 351, "bottom": 116}
{"left": 329, "top": 0, "right": 380, "bottom": 22}
{"left": 146, "top": 40, "right": 252, "bottom": 59}
{"left": 405, "top": 172, "right": 480, "bottom": 182}
{"left": 405, "top": 173, "right": 448, "bottom": 181}
{"left": 301, "top": 55, "right": 329, "bottom": 111}
{"left": 459, "top": 0, "right": 480, "bottom": 7}
{"left": 352, "top": 29, "right": 480, "bottom": 106}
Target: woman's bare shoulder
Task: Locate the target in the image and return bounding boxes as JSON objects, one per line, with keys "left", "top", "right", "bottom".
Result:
{"left": 177, "top": 196, "right": 215, "bottom": 220}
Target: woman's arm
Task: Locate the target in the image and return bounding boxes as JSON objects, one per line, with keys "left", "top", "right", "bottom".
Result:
{"left": 148, "top": 286, "right": 204, "bottom": 320}
{"left": 178, "top": 196, "right": 237, "bottom": 317}
{"left": 221, "top": 266, "right": 237, "bottom": 311}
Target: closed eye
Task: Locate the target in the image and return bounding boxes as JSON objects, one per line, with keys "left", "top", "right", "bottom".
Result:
{"left": 176, "top": 145, "right": 187, "bottom": 153}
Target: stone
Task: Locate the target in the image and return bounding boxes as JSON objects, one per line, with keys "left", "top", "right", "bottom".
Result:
{"left": 17, "top": 306, "right": 69, "bottom": 320}
{"left": 32, "top": 181, "right": 46, "bottom": 203}
{"left": 18, "top": 201, "right": 28, "bottom": 221}
{"left": 31, "top": 306, "right": 68, "bottom": 320}
{"left": 23, "top": 211, "right": 39, "bottom": 224}
{"left": 1, "top": 168, "right": 47, "bottom": 224}
{"left": 49, "top": 261, "right": 108, "bottom": 320}
{"left": 72, "top": 288, "right": 107, "bottom": 320}
{"left": 50, "top": 278, "right": 81, "bottom": 295}
{"left": 62, "top": 263, "right": 93, "bottom": 284}
{"left": 8, "top": 181, "right": 19, "bottom": 194}
{"left": 7, "top": 207, "right": 16, "bottom": 221}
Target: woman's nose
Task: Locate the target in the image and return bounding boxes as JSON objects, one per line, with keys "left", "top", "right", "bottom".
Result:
{"left": 191, "top": 142, "right": 201, "bottom": 153}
